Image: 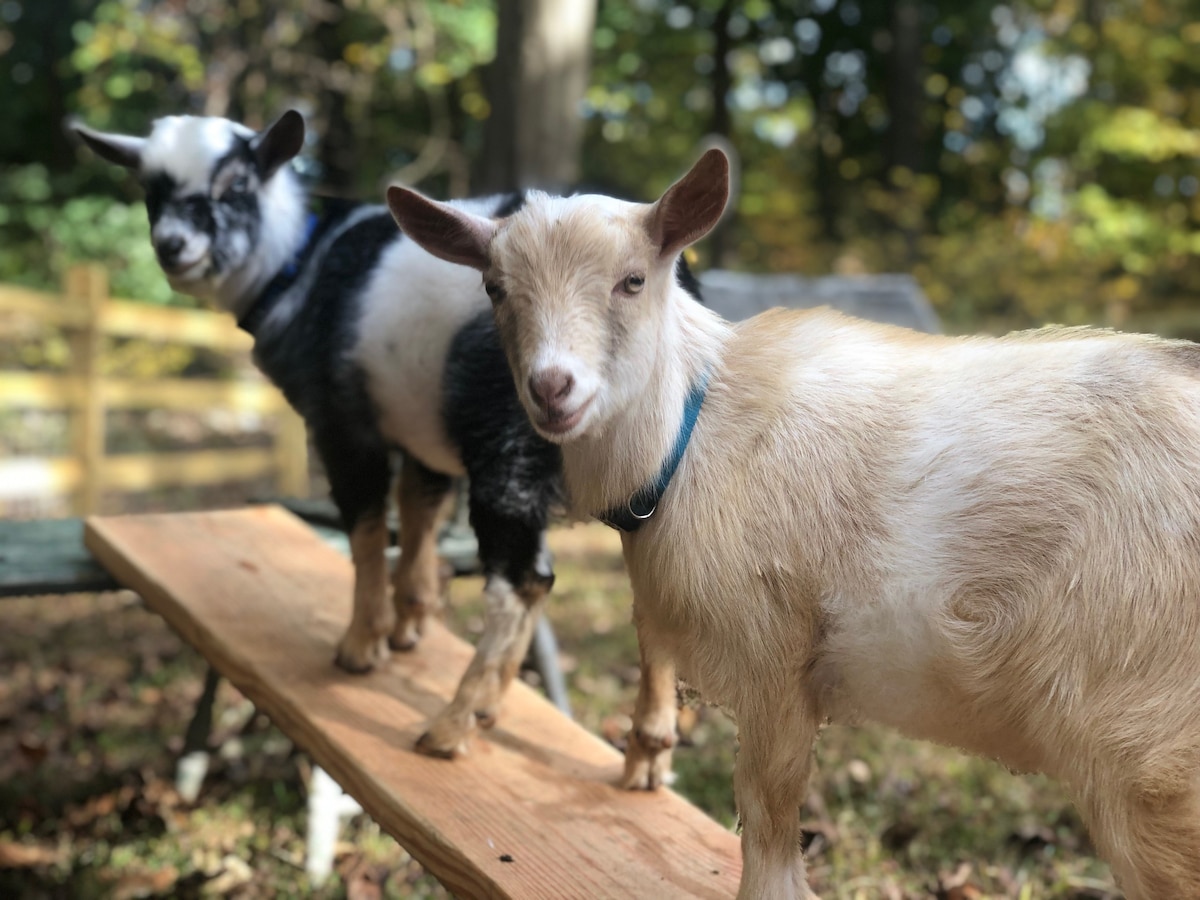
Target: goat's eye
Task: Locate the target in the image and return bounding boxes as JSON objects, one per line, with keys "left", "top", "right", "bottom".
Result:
{"left": 619, "top": 273, "right": 646, "bottom": 295}
{"left": 217, "top": 175, "right": 250, "bottom": 200}
{"left": 484, "top": 281, "right": 506, "bottom": 303}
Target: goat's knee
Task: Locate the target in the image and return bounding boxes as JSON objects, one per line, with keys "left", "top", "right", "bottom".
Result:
{"left": 390, "top": 458, "right": 452, "bottom": 652}
{"left": 415, "top": 568, "right": 551, "bottom": 758}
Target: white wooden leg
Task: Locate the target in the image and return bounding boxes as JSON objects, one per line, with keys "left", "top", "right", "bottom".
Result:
{"left": 306, "top": 765, "right": 363, "bottom": 884}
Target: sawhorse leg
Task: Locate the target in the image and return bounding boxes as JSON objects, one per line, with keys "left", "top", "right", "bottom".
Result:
{"left": 175, "top": 664, "right": 220, "bottom": 803}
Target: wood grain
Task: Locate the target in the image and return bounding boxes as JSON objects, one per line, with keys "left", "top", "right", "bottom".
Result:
{"left": 84, "top": 506, "right": 742, "bottom": 899}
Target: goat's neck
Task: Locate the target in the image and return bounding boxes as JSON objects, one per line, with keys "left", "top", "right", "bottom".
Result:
{"left": 563, "top": 287, "right": 732, "bottom": 518}
{"left": 217, "top": 170, "right": 309, "bottom": 319}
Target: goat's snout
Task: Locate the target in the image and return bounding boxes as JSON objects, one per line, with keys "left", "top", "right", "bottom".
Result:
{"left": 528, "top": 368, "right": 575, "bottom": 414}
{"left": 156, "top": 235, "right": 186, "bottom": 266}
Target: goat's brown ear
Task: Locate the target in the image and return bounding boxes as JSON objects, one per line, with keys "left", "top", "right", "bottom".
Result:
{"left": 647, "top": 148, "right": 729, "bottom": 259}
{"left": 252, "top": 110, "right": 305, "bottom": 179}
{"left": 70, "top": 121, "right": 147, "bottom": 170}
{"left": 387, "top": 186, "right": 495, "bottom": 271}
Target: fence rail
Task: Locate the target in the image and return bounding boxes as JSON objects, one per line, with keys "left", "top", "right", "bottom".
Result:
{"left": 0, "top": 265, "right": 308, "bottom": 514}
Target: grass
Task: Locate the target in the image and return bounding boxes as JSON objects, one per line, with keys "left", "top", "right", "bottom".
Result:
{"left": 0, "top": 521, "right": 1119, "bottom": 898}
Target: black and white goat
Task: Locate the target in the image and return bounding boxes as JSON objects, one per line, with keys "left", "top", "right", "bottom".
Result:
{"left": 72, "top": 111, "right": 563, "bottom": 759}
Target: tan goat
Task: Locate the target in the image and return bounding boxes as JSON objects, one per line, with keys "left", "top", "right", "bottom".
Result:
{"left": 387, "top": 150, "right": 1200, "bottom": 899}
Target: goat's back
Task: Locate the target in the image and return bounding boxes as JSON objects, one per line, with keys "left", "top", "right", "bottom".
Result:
{"left": 632, "top": 307, "right": 1200, "bottom": 782}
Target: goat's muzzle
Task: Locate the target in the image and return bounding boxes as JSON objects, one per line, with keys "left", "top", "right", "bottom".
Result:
{"left": 528, "top": 367, "right": 591, "bottom": 436}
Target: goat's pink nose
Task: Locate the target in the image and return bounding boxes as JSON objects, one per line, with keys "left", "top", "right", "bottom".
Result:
{"left": 529, "top": 368, "right": 575, "bottom": 410}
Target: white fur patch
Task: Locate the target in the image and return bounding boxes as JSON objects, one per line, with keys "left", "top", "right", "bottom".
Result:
{"left": 141, "top": 117, "right": 253, "bottom": 191}
{"left": 353, "top": 214, "right": 498, "bottom": 476}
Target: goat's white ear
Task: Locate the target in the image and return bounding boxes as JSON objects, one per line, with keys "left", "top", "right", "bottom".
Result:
{"left": 71, "top": 122, "right": 146, "bottom": 170}
{"left": 386, "top": 186, "right": 495, "bottom": 271}
{"left": 252, "top": 110, "right": 305, "bottom": 179}
{"left": 647, "top": 148, "right": 730, "bottom": 259}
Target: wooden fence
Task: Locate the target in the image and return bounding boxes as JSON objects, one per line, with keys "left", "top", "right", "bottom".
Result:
{"left": 0, "top": 265, "right": 308, "bottom": 515}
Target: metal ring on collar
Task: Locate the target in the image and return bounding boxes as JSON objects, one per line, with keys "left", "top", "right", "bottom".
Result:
{"left": 628, "top": 495, "right": 656, "bottom": 521}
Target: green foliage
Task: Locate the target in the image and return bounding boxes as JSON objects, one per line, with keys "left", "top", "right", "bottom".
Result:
{"left": 0, "top": 164, "right": 176, "bottom": 304}
{"left": 3, "top": 0, "right": 1200, "bottom": 330}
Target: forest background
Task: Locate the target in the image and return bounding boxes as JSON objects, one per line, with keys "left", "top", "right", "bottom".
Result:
{"left": 3, "top": 0, "right": 1197, "bottom": 336}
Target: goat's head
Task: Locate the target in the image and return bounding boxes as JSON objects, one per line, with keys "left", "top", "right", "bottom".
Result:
{"left": 72, "top": 111, "right": 305, "bottom": 301}
{"left": 387, "top": 149, "right": 729, "bottom": 442}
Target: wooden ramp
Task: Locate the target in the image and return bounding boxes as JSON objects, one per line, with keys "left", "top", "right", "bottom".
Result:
{"left": 84, "top": 506, "right": 741, "bottom": 899}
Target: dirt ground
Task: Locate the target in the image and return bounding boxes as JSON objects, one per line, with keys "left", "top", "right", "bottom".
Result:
{"left": 1, "top": 521, "right": 1119, "bottom": 899}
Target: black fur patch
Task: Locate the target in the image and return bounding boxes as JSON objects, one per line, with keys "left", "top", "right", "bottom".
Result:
{"left": 492, "top": 191, "right": 527, "bottom": 219}
{"left": 443, "top": 311, "right": 563, "bottom": 588}
{"left": 253, "top": 208, "right": 403, "bottom": 529}
{"left": 675, "top": 255, "right": 704, "bottom": 303}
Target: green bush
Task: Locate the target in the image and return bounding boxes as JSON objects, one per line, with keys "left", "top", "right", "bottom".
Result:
{"left": 0, "top": 164, "right": 181, "bottom": 306}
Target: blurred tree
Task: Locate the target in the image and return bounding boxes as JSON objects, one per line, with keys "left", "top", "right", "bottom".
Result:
{"left": 476, "top": 0, "right": 598, "bottom": 192}
{"left": 2, "top": 0, "right": 1199, "bottom": 335}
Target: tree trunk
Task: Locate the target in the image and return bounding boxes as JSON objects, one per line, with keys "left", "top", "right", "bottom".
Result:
{"left": 884, "top": 0, "right": 923, "bottom": 264}
{"left": 884, "top": 0, "right": 922, "bottom": 176}
{"left": 706, "top": 0, "right": 736, "bottom": 267}
{"left": 313, "top": 0, "right": 356, "bottom": 195}
{"left": 476, "top": 0, "right": 597, "bottom": 193}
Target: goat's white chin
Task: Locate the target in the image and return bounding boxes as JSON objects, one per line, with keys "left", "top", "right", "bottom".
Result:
{"left": 164, "top": 256, "right": 211, "bottom": 284}
{"left": 533, "top": 394, "right": 595, "bottom": 443}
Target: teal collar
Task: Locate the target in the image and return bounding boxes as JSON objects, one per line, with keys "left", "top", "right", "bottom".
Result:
{"left": 597, "top": 371, "right": 710, "bottom": 533}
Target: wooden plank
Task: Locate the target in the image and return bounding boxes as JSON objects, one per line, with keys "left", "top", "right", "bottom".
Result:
{"left": 100, "top": 300, "right": 251, "bottom": 352}
{"left": 0, "top": 372, "right": 84, "bottom": 409}
{"left": 66, "top": 265, "right": 106, "bottom": 515}
{"left": 271, "top": 405, "right": 309, "bottom": 497}
{"left": 0, "top": 372, "right": 281, "bottom": 413}
{"left": 101, "top": 449, "right": 276, "bottom": 492}
{"left": 0, "top": 518, "right": 119, "bottom": 598}
{"left": 101, "top": 377, "right": 282, "bottom": 413}
{"left": 0, "top": 284, "right": 89, "bottom": 328}
{"left": 84, "top": 507, "right": 741, "bottom": 899}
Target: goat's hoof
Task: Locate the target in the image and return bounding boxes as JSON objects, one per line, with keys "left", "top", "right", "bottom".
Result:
{"left": 389, "top": 618, "right": 423, "bottom": 652}
{"left": 334, "top": 636, "right": 388, "bottom": 674}
{"left": 620, "top": 728, "right": 676, "bottom": 790}
{"left": 388, "top": 633, "right": 420, "bottom": 652}
{"left": 414, "top": 730, "right": 467, "bottom": 759}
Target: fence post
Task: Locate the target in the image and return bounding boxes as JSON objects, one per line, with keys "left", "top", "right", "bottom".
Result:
{"left": 273, "top": 403, "right": 309, "bottom": 498}
{"left": 65, "top": 265, "right": 107, "bottom": 516}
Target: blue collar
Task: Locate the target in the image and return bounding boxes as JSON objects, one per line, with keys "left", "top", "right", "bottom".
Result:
{"left": 238, "top": 211, "right": 321, "bottom": 334}
{"left": 597, "top": 371, "right": 710, "bottom": 533}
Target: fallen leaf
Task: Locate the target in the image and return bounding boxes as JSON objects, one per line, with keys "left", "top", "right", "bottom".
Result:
{"left": 0, "top": 839, "right": 62, "bottom": 868}
{"left": 337, "top": 852, "right": 390, "bottom": 900}
{"left": 17, "top": 733, "right": 48, "bottom": 766}
{"left": 202, "top": 854, "right": 252, "bottom": 895}
{"left": 109, "top": 865, "right": 179, "bottom": 900}
{"left": 936, "top": 862, "right": 985, "bottom": 900}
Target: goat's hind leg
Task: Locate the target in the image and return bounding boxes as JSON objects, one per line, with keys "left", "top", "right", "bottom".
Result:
{"left": 390, "top": 456, "right": 453, "bottom": 651}
{"left": 327, "top": 437, "right": 394, "bottom": 674}
{"left": 414, "top": 498, "right": 553, "bottom": 758}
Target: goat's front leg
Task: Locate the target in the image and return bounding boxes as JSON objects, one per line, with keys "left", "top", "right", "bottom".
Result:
{"left": 622, "top": 605, "right": 678, "bottom": 790}
{"left": 734, "top": 703, "right": 822, "bottom": 900}
{"left": 390, "top": 457, "right": 453, "bottom": 651}
{"left": 334, "top": 514, "right": 393, "bottom": 673}
{"left": 415, "top": 571, "right": 551, "bottom": 757}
